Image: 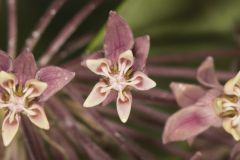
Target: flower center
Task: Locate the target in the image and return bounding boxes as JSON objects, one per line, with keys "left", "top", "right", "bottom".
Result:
{"left": 109, "top": 74, "right": 127, "bottom": 91}
{"left": 215, "top": 95, "right": 240, "bottom": 118}
{"left": 214, "top": 95, "right": 240, "bottom": 140}
{"left": 1, "top": 85, "right": 34, "bottom": 114}
{"left": 0, "top": 71, "right": 47, "bottom": 115}
{"left": 8, "top": 95, "right": 26, "bottom": 112}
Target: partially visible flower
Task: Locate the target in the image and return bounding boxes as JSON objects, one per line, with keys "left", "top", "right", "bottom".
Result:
{"left": 0, "top": 50, "right": 75, "bottom": 146}
{"left": 82, "top": 11, "right": 156, "bottom": 123}
{"left": 163, "top": 57, "right": 222, "bottom": 144}
{"left": 215, "top": 71, "right": 240, "bottom": 140}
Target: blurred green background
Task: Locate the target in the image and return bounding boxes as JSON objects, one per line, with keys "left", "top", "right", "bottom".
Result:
{"left": 1, "top": 0, "right": 240, "bottom": 56}
{"left": 0, "top": 0, "right": 240, "bottom": 159}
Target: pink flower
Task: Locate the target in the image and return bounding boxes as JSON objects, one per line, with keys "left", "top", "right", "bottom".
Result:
{"left": 0, "top": 50, "right": 75, "bottom": 146}
{"left": 83, "top": 11, "right": 156, "bottom": 123}
{"left": 162, "top": 57, "right": 222, "bottom": 144}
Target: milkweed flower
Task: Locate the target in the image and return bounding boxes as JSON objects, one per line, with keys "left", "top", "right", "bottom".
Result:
{"left": 0, "top": 50, "right": 75, "bottom": 146}
{"left": 83, "top": 11, "right": 156, "bottom": 123}
{"left": 163, "top": 57, "right": 222, "bottom": 144}
{"left": 163, "top": 56, "right": 240, "bottom": 146}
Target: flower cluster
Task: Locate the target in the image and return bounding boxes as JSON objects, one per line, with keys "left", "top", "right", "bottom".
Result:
{"left": 1, "top": 2, "right": 239, "bottom": 159}
{"left": 0, "top": 10, "right": 156, "bottom": 148}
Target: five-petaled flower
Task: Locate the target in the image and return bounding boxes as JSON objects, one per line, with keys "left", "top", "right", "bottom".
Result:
{"left": 83, "top": 11, "right": 156, "bottom": 123}
{"left": 0, "top": 50, "right": 75, "bottom": 146}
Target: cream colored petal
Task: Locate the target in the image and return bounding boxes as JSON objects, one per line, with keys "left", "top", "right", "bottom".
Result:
{"left": 118, "top": 50, "right": 134, "bottom": 74}
{"left": 224, "top": 71, "right": 240, "bottom": 96}
{"left": 128, "top": 71, "right": 156, "bottom": 91}
{"left": 24, "top": 79, "right": 48, "bottom": 98}
{"left": 213, "top": 97, "right": 237, "bottom": 117}
{"left": 83, "top": 82, "right": 111, "bottom": 107}
{"left": 0, "top": 71, "right": 16, "bottom": 90}
{"left": 116, "top": 91, "right": 132, "bottom": 123}
{"left": 2, "top": 112, "right": 20, "bottom": 146}
{"left": 222, "top": 119, "right": 240, "bottom": 141}
{"left": 27, "top": 104, "right": 49, "bottom": 130}
{"left": 86, "top": 58, "right": 111, "bottom": 76}
{"left": 214, "top": 97, "right": 225, "bottom": 115}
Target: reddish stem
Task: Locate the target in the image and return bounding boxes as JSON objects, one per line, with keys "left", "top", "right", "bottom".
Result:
{"left": 21, "top": 117, "right": 48, "bottom": 160}
{"left": 147, "top": 66, "right": 234, "bottom": 81}
{"left": 48, "top": 97, "right": 113, "bottom": 160}
{"left": 39, "top": 0, "right": 103, "bottom": 66}
{"left": 7, "top": 0, "right": 17, "bottom": 58}
{"left": 65, "top": 85, "right": 158, "bottom": 160}
{"left": 148, "top": 49, "right": 240, "bottom": 64}
{"left": 105, "top": 120, "right": 192, "bottom": 159}
{"left": 56, "top": 32, "right": 94, "bottom": 62}
{"left": 22, "top": 0, "right": 66, "bottom": 52}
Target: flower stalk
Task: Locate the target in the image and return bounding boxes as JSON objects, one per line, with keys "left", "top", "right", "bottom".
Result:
{"left": 7, "top": 0, "right": 17, "bottom": 58}
{"left": 22, "top": 0, "right": 66, "bottom": 53}
{"left": 39, "top": 0, "right": 103, "bottom": 66}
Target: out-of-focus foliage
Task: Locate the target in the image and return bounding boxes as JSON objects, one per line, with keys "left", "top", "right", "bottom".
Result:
{"left": 89, "top": 0, "right": 240, "bottom": 53}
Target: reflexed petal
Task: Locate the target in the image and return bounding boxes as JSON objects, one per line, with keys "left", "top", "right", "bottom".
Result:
{"left": 197, "top": 57, "right": 221, "bottom": 88}
{"left": 129, "top": 71, "right": 156, "bottom": 90}
{"left": 104, "top": 11, "right": 134, "bottom": 62}
{"left": 27, "top": 104, "right": 49, "bottom": 130}
{"left": 36, "top": 66, "right": 75, "bottom": 102}
{"left": 162, "top": 106, "right": 217, "bottom": 144}
{"left": 24, "top": 79, "right": 48, "bottom": 98}
{"left": 2, "top": 112, "right": 20, "bottom": 146}
{"left": 132, "top": 35, "right": 150, "bottom": 70}
{"left": 194, "top": 89, "right": 222, "bottom": 127}
{"left": 117, "top": 91, "right": 132, "bottom": 123}
{"left": 118, "top": 50, "right": 134, "bottom": 74}
{"left": 13, "top": 50, "right": 37, "bottom": 85}
{"left": 0, "top": 71, "right": 16, "bottom": 89}
{"left": 170, "top": 82, "right": 205, "bottom": 108}
{"left": 0, "top": 50, "right": 12, "bottom": 71}
{"left": 86, "top": 58, "right": 111, "bottom": 76}
{"left": 224, "top": 71, "right": 240, "bottom": 96}
{"left": 83, "top": 82, "right": 111, "bottom": 107}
